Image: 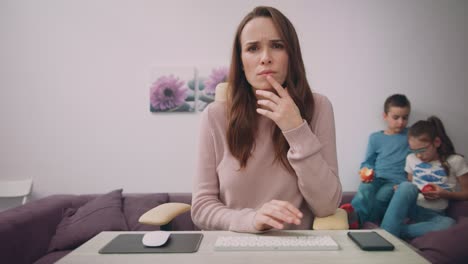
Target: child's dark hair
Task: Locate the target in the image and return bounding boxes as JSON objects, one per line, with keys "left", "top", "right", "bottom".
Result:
{"left": 408, "top": 116, "right": 457, "bottom": 174}
{"left": 384, "top": 94, "right": 411, "bottom": 113}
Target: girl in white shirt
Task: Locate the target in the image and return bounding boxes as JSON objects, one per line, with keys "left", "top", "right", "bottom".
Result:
{"left": 381, "top": 116, "right": 468, "bottom": 239}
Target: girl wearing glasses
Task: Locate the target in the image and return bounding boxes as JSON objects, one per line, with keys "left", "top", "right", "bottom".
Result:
{"left": 381, "top": 116, "right": 468, "bottom": 239}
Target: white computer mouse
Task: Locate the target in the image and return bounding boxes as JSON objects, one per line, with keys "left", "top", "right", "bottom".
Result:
{"left": 142, "top": 231, "right": 171, "bottom": 247}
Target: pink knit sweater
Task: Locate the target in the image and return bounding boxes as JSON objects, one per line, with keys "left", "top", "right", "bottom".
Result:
{"left": 191, "top": 93, "right": 342, "bottom": 233}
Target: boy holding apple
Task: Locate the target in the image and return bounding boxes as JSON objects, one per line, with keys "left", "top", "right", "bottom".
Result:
{"left": 341, "top": 94, "right": 411, "bottom": 228}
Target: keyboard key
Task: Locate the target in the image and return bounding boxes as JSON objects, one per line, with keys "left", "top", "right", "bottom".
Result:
{"left": 214, "top": 235, "right": 339, "bottom": 251}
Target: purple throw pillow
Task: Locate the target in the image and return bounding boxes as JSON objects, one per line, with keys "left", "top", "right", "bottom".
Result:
{"left": 411, "top": 217, "right": 468, "bottom": 264}
{"left": 48, "top": 189, "right": 128, "bottom": 252}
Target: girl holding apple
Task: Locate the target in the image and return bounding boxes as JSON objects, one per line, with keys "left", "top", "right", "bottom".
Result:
{"left": 381, "top": 116, "right": 468, "bottom": 239}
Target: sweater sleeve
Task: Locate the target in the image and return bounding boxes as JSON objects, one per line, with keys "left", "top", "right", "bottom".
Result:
{"left": 282, "top": 95, "right": 342, "bottom": 217}
{"left": 360, "top": 134, "right": 377, "bottom": 169}
{"left": 191, "top": 106, "right": 260, "bottom": 233}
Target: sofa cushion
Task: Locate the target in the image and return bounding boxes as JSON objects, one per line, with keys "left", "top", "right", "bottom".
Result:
{"left": 411, "top": 217, "right": 468, "bottom": 264}
{"left": 447, "top": 200, "right": 468, "bottom": 220}
{"left": 167, "top": 193, "right": 199, "bottom": 231}
{"left": 47, "top": 189, "right": 128, "bottom": 252}
{"left": 122, "top": 193, "right": 168, "bottom": 231}
{"left": 340, "top": 192, "right": 355, "bottom": 205}
{"left": 33, "top": 250, "right": 71, "bottom": 264}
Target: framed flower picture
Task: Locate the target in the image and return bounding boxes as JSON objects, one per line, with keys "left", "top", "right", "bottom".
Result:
{"left": 149, "top": 66, "right": 229, "bottom": 113}
{"left": 149, "top": 67, "right": 196, "bottom": 113}
{"left": 196, "top": 66, "right": 229, "bottom": 111}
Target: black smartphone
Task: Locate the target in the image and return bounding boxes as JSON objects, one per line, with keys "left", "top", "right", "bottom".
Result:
{"left": 347, "top": 231, "right": 395, "bottom": 251}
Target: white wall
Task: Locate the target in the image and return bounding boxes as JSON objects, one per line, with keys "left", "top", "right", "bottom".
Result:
{"left": 1, "top": 0, "right": 467, "bottom": 203}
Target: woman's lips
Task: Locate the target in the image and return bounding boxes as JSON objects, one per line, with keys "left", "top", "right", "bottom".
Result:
{"left": 258, "top": 70, "right": 276, "bottom": 75}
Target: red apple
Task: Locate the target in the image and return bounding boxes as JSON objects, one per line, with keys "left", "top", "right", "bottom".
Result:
{"left": 421, "top": 184, "right": 436, "bottom": 193}
{"left": 360, "top": 168, "right": 374, "bottom": 182}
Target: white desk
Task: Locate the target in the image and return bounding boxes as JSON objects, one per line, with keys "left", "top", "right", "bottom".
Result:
{"left": 57, "top": 229, "right": 429, "bottom": 264}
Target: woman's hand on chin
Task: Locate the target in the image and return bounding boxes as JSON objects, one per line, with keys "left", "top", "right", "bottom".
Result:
{"left": 255, "top": 75, "right": 303, "bottom": 131}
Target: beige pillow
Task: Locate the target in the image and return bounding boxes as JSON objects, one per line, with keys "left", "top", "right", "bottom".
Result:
{"left": 138, "top": 202, "right": 191, "bottom": 226}
{"left": 312, "top": 208, "right": 349, "bottom": 230}
{"left": 215, "top": 82, "right": 228, "bottom": 102}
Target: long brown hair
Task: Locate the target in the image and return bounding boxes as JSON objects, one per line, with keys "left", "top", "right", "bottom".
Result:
{"left": 408, "top": 116, "right": 457, "bottom": 174}
{"left": 226, "top": 6, "right": 315, "bottom": 171}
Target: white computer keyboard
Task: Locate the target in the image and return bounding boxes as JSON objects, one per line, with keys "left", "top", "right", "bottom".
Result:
{"left": 214, "top": 235, "right": 339, "bottom": 251}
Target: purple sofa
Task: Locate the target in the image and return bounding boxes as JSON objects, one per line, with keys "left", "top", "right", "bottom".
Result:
{"left": 0, "top": 190, "right": 197, "bottom": 264}
{"left": 1, "top": 191, "right": 467, "bottom": 264}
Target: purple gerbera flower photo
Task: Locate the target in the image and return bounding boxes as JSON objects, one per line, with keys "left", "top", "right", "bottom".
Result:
{"left": 203, "top": 67, "right": 229, "bottom": 96}
{"left": 150, "top": 75, "right": 189, "bottom": 112}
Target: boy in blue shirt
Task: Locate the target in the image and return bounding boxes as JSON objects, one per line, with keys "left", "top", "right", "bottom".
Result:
{"left": 341, "top": 94, "right": 411, "bottom": 228}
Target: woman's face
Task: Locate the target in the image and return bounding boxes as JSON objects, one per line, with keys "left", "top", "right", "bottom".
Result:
{"left": 240, "top": 17, "right": 289, "bottom": 91}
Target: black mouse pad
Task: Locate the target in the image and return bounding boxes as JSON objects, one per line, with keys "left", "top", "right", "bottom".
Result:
{"left": 98, "top": 233, "right": 203, "bottom": 254}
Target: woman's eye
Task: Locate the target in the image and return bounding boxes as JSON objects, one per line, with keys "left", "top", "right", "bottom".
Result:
{"left": 247, "top": 46, "right": 258, "bottom": 52}
{"left": 273, "top": 43, "right": 282, "bottom": 49}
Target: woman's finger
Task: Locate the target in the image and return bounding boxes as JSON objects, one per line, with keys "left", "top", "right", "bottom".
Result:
{"left": 271, "top": 200, "right": 303, "bottom": 218}
{"left": 257, "top": 99, "right": 277, "bottom": 111}
{"left": 262, "top": 204, "right": 299, "bottom": 224}
{"left": 255, "top": 89, "right": 281, "bottom": 104}
{"left": 256, "top": 108, "right": 275, "bottom": 120}
{"left": 266, "top": 75, "right": 288, "bottom": 98}
{"left": 255, "top": 213, "right": 285, "bottom": 230}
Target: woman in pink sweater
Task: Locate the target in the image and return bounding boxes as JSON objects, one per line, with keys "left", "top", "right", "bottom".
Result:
{"left": 191, "top": 6, "right": 342, "bottom": 233}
